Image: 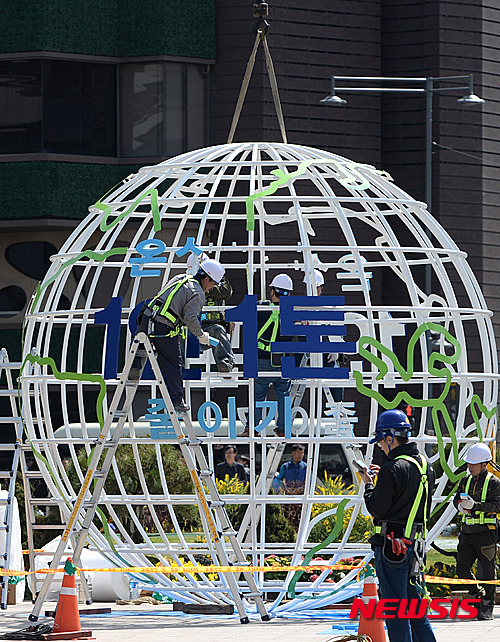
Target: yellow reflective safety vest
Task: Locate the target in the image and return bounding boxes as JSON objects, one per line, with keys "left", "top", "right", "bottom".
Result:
{"left": 147, "top": 275, "right": 194, "bottom": 337}
{"left": 373, "top": 453, "right": 429, "bottom": 540}
{"left": 464, "top": 472, "right": 496, "bottom": 526}
{"left": 257, "top": 307, "right": 280, "bottom": 353}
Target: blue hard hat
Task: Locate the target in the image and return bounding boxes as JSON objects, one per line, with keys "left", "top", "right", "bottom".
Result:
{"left": 369, "top": 409, "right": 411, "bottom": 444}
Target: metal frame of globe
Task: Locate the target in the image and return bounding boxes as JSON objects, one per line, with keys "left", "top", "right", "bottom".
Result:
{"left": 20, "top": 142, "right": 498, "bottom": 613}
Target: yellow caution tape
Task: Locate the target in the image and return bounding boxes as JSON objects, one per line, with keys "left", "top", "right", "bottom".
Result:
{"left": 0, "top": 563, "right": 359, "bottom": 577}
{"left": 2, "top": 564, "right": 498, "bottom": 585}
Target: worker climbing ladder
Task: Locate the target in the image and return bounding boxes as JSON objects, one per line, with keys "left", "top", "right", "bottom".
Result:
{"left": 29, "top": 332, "right": 270, "bottom": 624}
{"left": 0, "top": 348, "right": 24, "bottom": 610}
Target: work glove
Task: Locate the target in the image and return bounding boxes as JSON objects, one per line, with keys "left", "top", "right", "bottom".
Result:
{"left": 326, "top": 352, "right": 338, "bottom": 363}
{"left": 458, "top": 502, "right": 471, "bottom": 515}
{"left": 198, "top": 331, "right": 211, "bottom": 346}
{"left": 387, "top": 532, "right": 413, "bottom": 556}
{"left": 460, "top": 497, "right": 474, "bottom": 510}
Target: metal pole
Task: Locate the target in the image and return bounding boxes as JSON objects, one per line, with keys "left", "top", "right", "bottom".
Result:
{"left": 425, "top": 77, "right": 433, "bottom": 296}
{"left": 425, "top": 77, "right": 433, "bottom": 212}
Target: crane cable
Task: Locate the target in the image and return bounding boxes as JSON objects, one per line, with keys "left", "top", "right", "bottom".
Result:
{"left": 227, "top": 18, "right": 287, "bottom": 144}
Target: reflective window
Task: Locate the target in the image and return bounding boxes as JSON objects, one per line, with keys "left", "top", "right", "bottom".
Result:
{"left": 0, "top": 60, "right": 42, "bottom": 153}
{"left": 120, "top": 62, "right": 206, "bottom": 157}
{"left": 120, "top": 62, "right": 163, "bottom": 157}
{"left": 0, "top": 58, "right": 206, "bottom": 158}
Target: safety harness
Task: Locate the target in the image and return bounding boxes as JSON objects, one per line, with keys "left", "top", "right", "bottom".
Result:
{"left": 147, "top": 275, "right": 194, "bottom": 337}
{"left": 464, "top": 472, "right": 496, "bottom": 526}
{"left": 398, "top": 454, "right": 429, "bottom": 539}
{"left": 257, "top": 306, "right": 282, "bottom": 367}
{"left": 373, "top": 453, "right": 430, "bottom": 594}
{"left": 373, "top": 454, "right": 429, "bottom": 540}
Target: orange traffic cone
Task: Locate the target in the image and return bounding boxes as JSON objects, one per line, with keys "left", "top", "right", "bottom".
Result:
{"left": 52, "top": 558, "right": 93, "bottom": 640}
{"left": 357, "top": 574, "right": 388, "bottom": 642}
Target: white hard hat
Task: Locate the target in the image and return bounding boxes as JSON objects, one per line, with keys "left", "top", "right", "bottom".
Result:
{"left": 270, "top": 273, "right": 293, "bottom": 292}
{"left": 303, "top": 269, "right": 324, "bottom": 287}
{"left": 199, "top": 258, "right": 225, "bottom": 285}
{"left": 186, "top": 252, "right": 208, "bottom": 276}
{"left": 464, "top": 443, "right": 492, "bottom": 464}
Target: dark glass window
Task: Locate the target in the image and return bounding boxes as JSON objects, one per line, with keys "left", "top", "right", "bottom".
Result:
{"left": 6, "top": 241, "right": 57, "bottom": 280}
{"left": 0, "top": 285, "right": 27, "bottom": 318}
{"left": 120, "top": 62, "right": 163, "bottom": 157}
{"left": 120, "top": 61, "right": 206, "bottom": 157}
{"left": 0, "top": 60, "right": 42, "bottom": 153}
{"left": 43, "top": 60, "right": 116, "bottom": 155}
{"left": 0, "top": 58, "right": 205, "bottom": 158}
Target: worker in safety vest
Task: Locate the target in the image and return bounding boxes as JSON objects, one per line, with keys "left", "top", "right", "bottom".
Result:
{"left": 453, "top": 442, "right": 500, "bottom": 620}
{"left": 132, "top": 258, "right": 225, "bottom": 414}
{"left": 240, "top": 273, "right": 294, "bottom": 438}
{"left": 361, "top": 409, "right": 436, "bottom": 642}
{"left": 187, "top": 253, "right": 235, "bottom": 373}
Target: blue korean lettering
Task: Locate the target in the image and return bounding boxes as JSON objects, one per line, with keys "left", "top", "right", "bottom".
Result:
{"left": 175, "top": 237, "right": 203, "bottom": 257}
{"left": 129, "top": 239, "right": 167, "bottom": 277}
{"left": 271, "top": 296, "right": 357, "bottom": 379}
{"left": 146, "top": 398, "right": 176, "bottom": 439}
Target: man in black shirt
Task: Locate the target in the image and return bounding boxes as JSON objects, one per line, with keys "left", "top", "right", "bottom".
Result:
{"left": 361, "top": 409, "right": 436, "bottom": 642}
{"left": 215, "top": 446, "right": 248, "bottom": 483}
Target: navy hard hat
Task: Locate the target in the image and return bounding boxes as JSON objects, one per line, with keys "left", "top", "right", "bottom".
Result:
{"left": 369, "top": 409, "right": 411, "bottom": 444}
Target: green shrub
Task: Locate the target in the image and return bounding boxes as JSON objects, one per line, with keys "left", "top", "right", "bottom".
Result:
{"left": 308, "top": 473, "right": 373, "bottom": 543}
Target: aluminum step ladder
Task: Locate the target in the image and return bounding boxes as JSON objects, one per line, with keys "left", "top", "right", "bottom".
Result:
{"left": 235, "top": 440, "right": 286, "bottom": 549}
{"left": 20, "top": 444, "right": 69, "bottom": 601}
{"left": 0, "top": 348, "right": 24, "bottom": 609}
{"left": 235, "top": 354, "right": 311, "bottom": 547}
{"left": 29, "top": 332, "right": 270, "bottom": 624}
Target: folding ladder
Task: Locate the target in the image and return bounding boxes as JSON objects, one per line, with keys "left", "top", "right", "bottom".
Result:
{"left": 236, "top": 355, "right": 311, "bottom": 547}
{"left": 29, "top": 332, "right": 270, "bottom": 624}
{"left": 0, "top": 348, "right": 24, "bottom": 609}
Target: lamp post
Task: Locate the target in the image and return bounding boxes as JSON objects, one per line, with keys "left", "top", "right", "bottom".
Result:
{"left": 320, "top": 74, "right": 484, "bottom": 294}
{"left": 321, "top": 75, "right": 484, "bottom": 425}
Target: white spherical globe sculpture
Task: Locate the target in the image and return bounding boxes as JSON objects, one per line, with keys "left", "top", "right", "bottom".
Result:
{"left": 21, "top": 142, "right": 497, "bottom": 613}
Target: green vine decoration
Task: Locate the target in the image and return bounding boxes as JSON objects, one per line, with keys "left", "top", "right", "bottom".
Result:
{"left": 95, "top": 187, "right": 161, "bottom": 233}
{"left": 353, "top": 321, "right": 496, "bottom": 484}
{"left": 287, "top": 498, "right": 349, "bottom": 599}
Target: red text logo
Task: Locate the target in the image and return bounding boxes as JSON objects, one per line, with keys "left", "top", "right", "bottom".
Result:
{"left": 349, "top": 598, "right": 480, "bottom": 620}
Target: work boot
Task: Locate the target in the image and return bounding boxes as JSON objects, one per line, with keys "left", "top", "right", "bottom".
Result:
{"left": 274, "top": 428, "right": 285, "bottom": 438}
{"left": 217, "top": 359, "right": 234, "bottom": 373}
{"left": 477, "top": 599, "right": 494, "bottom": 620}
{"left": 173, "top": 400, "right": 190, "bottom": 414}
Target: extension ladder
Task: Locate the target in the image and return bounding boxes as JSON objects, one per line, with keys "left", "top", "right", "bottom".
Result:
{"left": 29, "top": 332, "right": 270, "bottom": 624}
{"left": 0, "top": 348, "right": 24, "bottom": 609}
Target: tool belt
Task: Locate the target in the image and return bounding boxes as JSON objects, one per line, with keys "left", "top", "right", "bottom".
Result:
{"left": 139, "top": 307, "right": 178, "bottom": 338}
{"left": 374, "top": 520, "right": 424, "bottom": 542}
{"left": 375, "top": 521, "right": 425, "bottom": 565}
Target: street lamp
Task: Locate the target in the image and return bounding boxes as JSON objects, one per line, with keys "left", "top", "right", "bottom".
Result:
{"left": 320, "top": 74, "right": 484, "bottom": 293}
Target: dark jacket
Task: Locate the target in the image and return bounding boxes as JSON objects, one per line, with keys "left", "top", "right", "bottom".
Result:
{"left": 453, "top": 469, "right": 500, "bottom": 534}
{"left": 215, "top": 461, "right": 248, "bottom": 483}
{"left": 203, "top": 275, "right": 232, "bottom": 324}
{"left": 364, "top": 441, "right": 435, "bottom": 546}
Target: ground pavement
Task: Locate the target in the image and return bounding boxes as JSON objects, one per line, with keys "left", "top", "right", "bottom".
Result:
{"left": 2, "top": 601, "right": 500, "bottom": 642}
